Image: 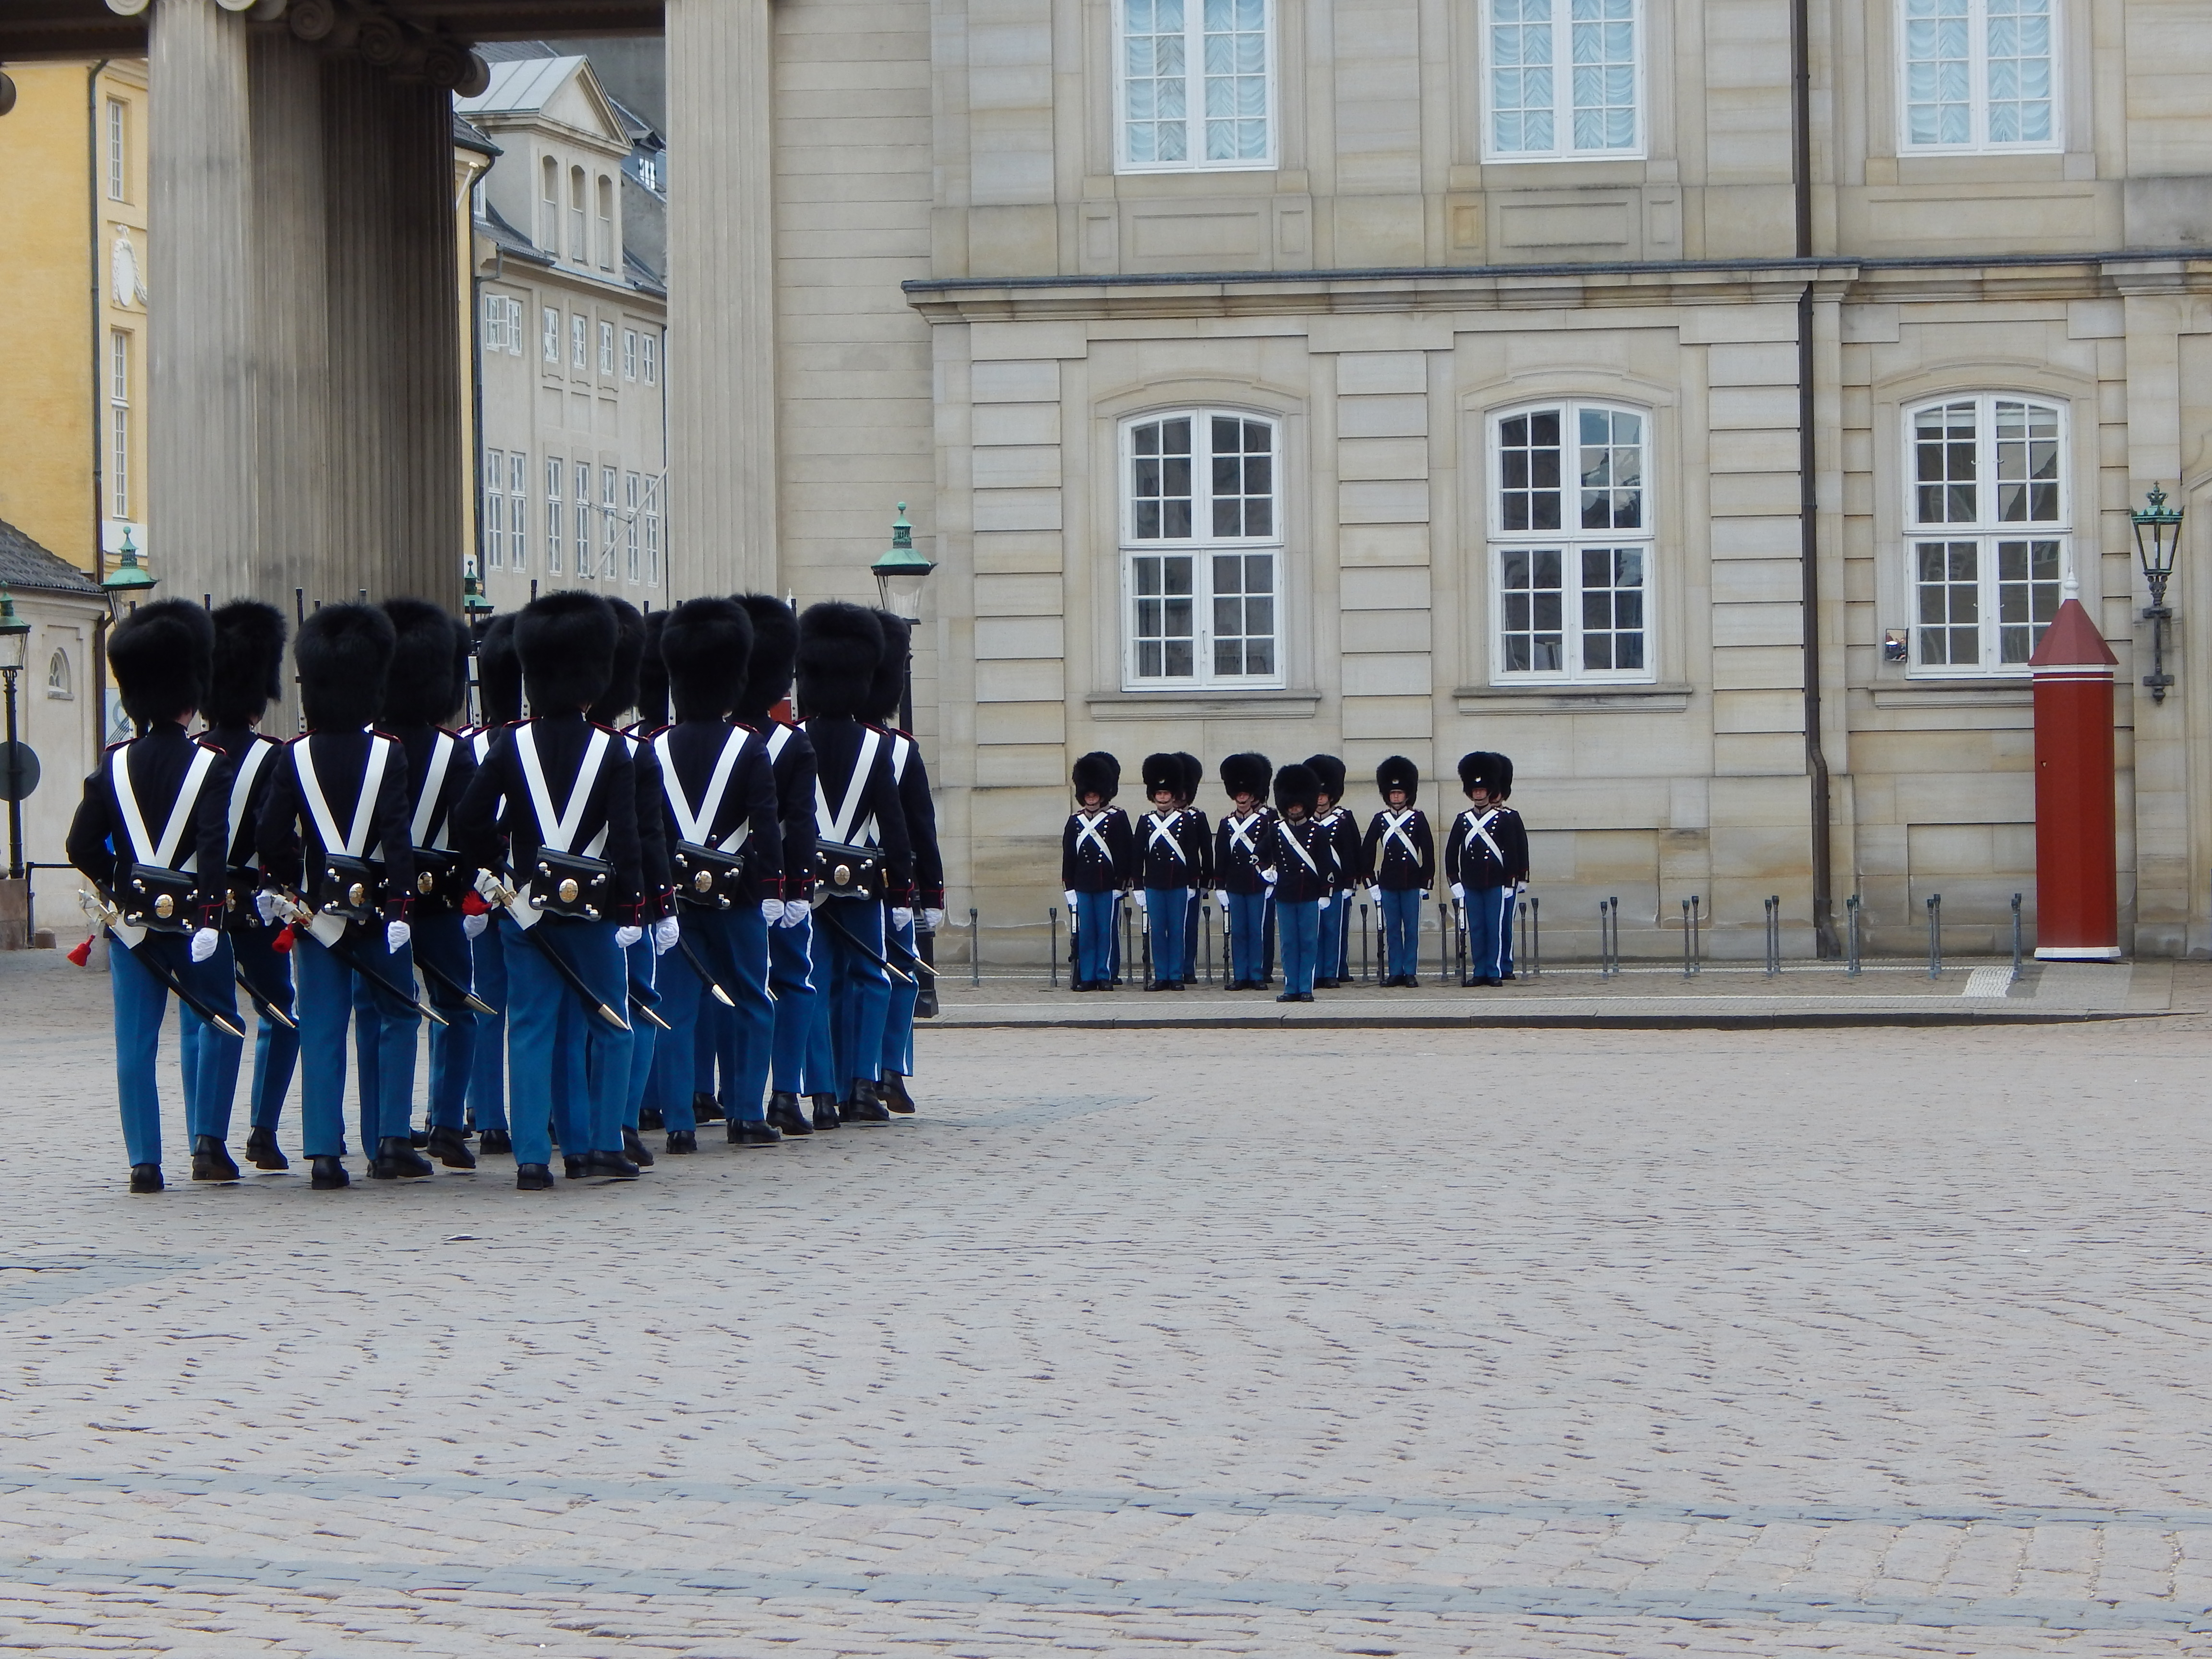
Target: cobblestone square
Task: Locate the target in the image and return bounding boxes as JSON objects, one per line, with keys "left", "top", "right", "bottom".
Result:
{"left": 6, "top": 951, "right": 2212, "bottom": 1656}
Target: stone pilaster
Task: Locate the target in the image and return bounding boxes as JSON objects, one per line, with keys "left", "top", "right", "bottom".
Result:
{"left": 384, "top": 76, "right": 463, "bottom": 606}
{"left": 666, "top": 0, "right": 779, "bottom": 594}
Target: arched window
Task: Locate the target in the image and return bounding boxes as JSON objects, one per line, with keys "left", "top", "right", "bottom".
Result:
{"left": 1488, "top": 402, "right": 1654, "bottom": 683}
{"left": 1118, "top": 0, "right": 1273, "bottom": 171}
{"left": 596, "top": 174, "right": 616, "bottom": 270}
{"left": 1904, "top": 393, "right": 2067, "bottom": 674}
{"left": 46, "top": 649, "right": 72, "bottom": 700}
{"left": 1121, "top": 411, "right": 1282, "bottom": 688}
{"left": 569, "top": 165, "right": 588, "bottom": 262}
{"left": 539, "top": 156, "right": 559, "bottom": 251}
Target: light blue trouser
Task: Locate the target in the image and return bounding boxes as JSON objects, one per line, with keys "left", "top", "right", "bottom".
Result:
{"left": 553, "top": 997, "right": 586, "bottom": 1154}
{"left": 1182, "top": 892, "right": 1201, "bottom": 982}
{"left": 1073, "top": 889, "right": 1116, "bottom": 986}
{"left": 805, "top": 913, "right": 838, "bottom": 1095}
{"left": 1226, "top": 890, "right": 1268, "bottom": 984}
{"left": 298, "top": 927, "right": 417, "bottom": 1160}
{"left": 710, "top": 906, "right": 774, "bottom": 1121}
{"left": 1316, "top": 890, "right": 1353, "bottom": 979}
{"left": 769, "top": 907, "right": 817, "bottom": 1094}
{"left": 655, "top": 909, "right": 728, "bottom": 1134}
{"left": 413, "top": 911, "right": 479, "bottom": 1132}
{"left": 178, "top": 931, "right": 239, "bottom": 1143}
{"left": 232, "top": 923, "right": 301, "bottom": 1134}
{"left": 349, "top": 932, "right": 430, "bottom": 1154}
{"left": 1463, "top": 886, "right": 1515, "bottom": 981}
{"left": 823, "top": 898, "right": 890, "bottom": 1096}
{"left": 501, "top": 915, "right": 625, "bottom": 1167}
{"left": 621, "top": 933, "right": 657, "bottom": 1131}
{"left": 466, "top": 919, "right": 509, "bottom": 1133}
{"left": 1380, "top": 887, "right": 1423, "bottom": 978}
{"left": 1143, "top": 888, "right": 1186, "bottom": 984}
{"left": 695, "top": 994, "right": 719, "bottom": 1100}
{"left": 112, "top": 929, "right": 239, "bottom": 1166}
{"left": 881, "top": 911, "right": 918, "bottom": 1075}
{"left": 1278, "top": 899, "right": 1321, "bottom": 996}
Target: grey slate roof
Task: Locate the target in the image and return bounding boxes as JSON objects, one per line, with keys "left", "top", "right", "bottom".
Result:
{"left": 478, "top": 197, "right": 553, "bottom": 266}
{"left": 0, "top": 519, "right": 100, "bottom": 596}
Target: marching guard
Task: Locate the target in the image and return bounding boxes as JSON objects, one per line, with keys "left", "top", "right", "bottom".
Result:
{"left": 68, "top": 599, "right": 241, "bottom": 1192}
{"left": 1362, "top": 756, "right": 1434, "bottom": 986}
{"left": 1266, "top": 762, "right": 1337, "bottom": 1003}
{"left": 1174, "top": 753, "right": 1210, "bottom": 986}
{"left": 868, "top": 611, "right": 941, "bottom": 1113}
{"left": 1214, "top": 753, "right": 1274, "bottom": 991}
{"left": 254, "top": 603, "right": 424, "bottom": 1189}
{"left": 453, "top": 591, "right": 646, "bottom": 1188}
{"left": 1061, "top": 752, "right": 1131, "bottom": 993}
{"left": 462, "top": 613, "right": 520, "bottom": 1155}
{"left": 1135, "top": 753, "right": 1206, "bottom": 991}
{"left": 1444, "top": 750, "right": 1529, "bottom": 987}
{"left": 1306, "top": 754, "right": 1361, "bottom": 988}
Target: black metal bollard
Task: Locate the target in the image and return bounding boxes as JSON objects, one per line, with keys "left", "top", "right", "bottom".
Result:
{"left": 1203, "top": 902, "right": 1215, "bottom": 985}
{"left": 2011, "top": 892, "right": 2023, "bottom": 982}
{"left": 1926, "top": 892, "right": 1942, "bottom": 979}
{"left": 1681, "top": 898, "right": 1693, "bottom": 978}
{"left": 1049, "top": 906, "right": 1059, "bottom": 988}
{"left": 969, "top": 907, "right": 981, "bottom": 987}
{"left": 1764, "top": 895, "right": 1780, "bottom": 977}
{"left": 1846, "top": 893, "right": 1862, "bottom": 976}
{"left": 1530, "top": 894, "right": 1540, "bottom": 978}
{"left": 1691, "top": 896, "right": 1703, "bottom": 974}
{"left": 1360, "top": 902, "right": 1370, "bottom": 982}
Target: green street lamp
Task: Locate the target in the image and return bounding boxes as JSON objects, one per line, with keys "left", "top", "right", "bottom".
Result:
{"left": 100, "top": 528, "right": 157, "bottom": 621}
{"left": 2133, "top": 482, "right": 2185, "bottom": 703}
{"left": 870, "top": 503, "right": 935, "bottom": 623}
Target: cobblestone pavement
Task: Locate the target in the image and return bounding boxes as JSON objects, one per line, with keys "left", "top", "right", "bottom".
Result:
{"left": 8, "top": 949, "right": 2212, "bottom": 1656}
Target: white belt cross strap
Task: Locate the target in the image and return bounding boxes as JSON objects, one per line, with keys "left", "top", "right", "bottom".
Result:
{"left": 516, "top": 723, "right": 612, "bottom": 858}
{"left": 887, "top": 731, "right": 912, "bottom": 785}
{"left": 1145, "top": 811, "right": 1188, "bottom": 865}
{"left": 1275, "top": 818, "right": 1321, "bottom": 876}
{"left": 766, "top": 723, "right": 794, "bottom": 764}
{"left": 1226, "top": 812, "right": 1265, "bottom": 860}
{"left": 112, "top": 741, "right": 219, "bottom": 875}
{"left": 1074, "top": 809, "right": 1117, "bottom": 864}
{"left": 295, "top": 732, "right": 393, "bottom": 863}
{"left": 814, "top": 727, "right": 880, "bottom": 845}
{"left": 656, "top": 728, "right": 746, "bottom": 850}
{"left": 409, "top": 731, "right": 458, "bottom": 852}
{"left": 1380, "top": 808, "right": 1422, "bottom": 866}
{"left": 223, "top": 737, "right": 276, "bottom": 867}
{"left": 1461, "top": 807, "right": 1507, "bottom": 871}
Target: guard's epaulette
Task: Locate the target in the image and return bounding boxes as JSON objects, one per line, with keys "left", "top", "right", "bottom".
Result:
{"left": 192, "top": 734, "right": 226, "bottom": 753}
{"left": 368, "top": 727, "right": 401, "bottom": 742}
{"left": 102, "top": 736, "right": 132, "bottom": 755}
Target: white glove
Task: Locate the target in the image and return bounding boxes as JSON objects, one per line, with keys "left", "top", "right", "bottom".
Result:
{"left": 1214, "top": 892, "right": 1228, "bottom": 911}
{"left": 189, "top": 926, "right": 219, "bottom": 963}
{"left": 1063, "top": 890, "right": 1079, "bottom": 912}
{"left": 1369, "top": 886, "right": 1382, "bottom": 908}
{"left": 386, "top": 920, "right": 411, "bottom": 954}
{"left": 614, "top": 925, "right": 643, "bottom": 949}
{"left": 1133, "top": 890, "right": 1147, "bottom": 912}
{"left": 923, "top": 908, "right": 945, "bottom": 931}
{"left": 891, "top": 906, "right": 914, "bottom": 929}
{"left": 1260, "top": 866, "right": 1279, "bottom": 885}
{"left": 761, "top": 899, "right": 785, "bottom": 925}
{"left": 1450, "top": 882, "right": 1465, "bottom": 902}
{"left": 1515, "top": 880, "right": 1529, "bottom": 896}
{"left": 1318, "top": 894, "right": 1331, "bottom": 910}
{"left": 254, "top": 890, "right": 286, "bottom": 926}
{"left": 777, "top": 901, "right": 807, "bottom": 927}
{"left": 654, "top": 915, "right": 682, "bottom": 953}
{"left": 462, "top": 912, "right": 489, "bottom": 940}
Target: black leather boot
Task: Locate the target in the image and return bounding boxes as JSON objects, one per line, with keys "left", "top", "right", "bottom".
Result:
{"left": 515, "top": 1162, "right": 554, "bottom": 1190}
{"left": 765, "top": 1092, "right": 814, "bottom": 1135}
{"left": 693, "top": 1090, "right": 724, "bottom": 1123}
{"left": 479, "top": 1128, "right": 513, "bottom": 1154}
{"left": 581, "top": 1148, "right": 642, "bottom": 1178}
{"left": 564, "top": 1155, "right": 587, "bottom": 1180}
{"left": 664, "top": 1129, "right": 697, "bottom": 1154}
{"left": 371, "top": 1136, "right": 434, "bottom": 1179}
{"left": 310, "top": 1156, "right": 349, "bottom": 1190}
{"left": 409, "top": 1126, "right": 431, "bottom": 1149}
{"left": 728, "top": 1118, "right": 782, "bottom": 1146}
{"left": 426, "top": 1125, "right": 477, "bottom": 1170}
{"left": 244, "top": 1126, "right": 289, "bottom": 1171}
{"left": 129, "top": 1163, "right": 163, "bottom": 1194}
{"left": 810, "top": 1093, "right": 843, "bottom": 1131}
{"left": 639, "top": 1104, "right": 664, "bottom": 1131}
{"left": 622, "top": 1125, "right": 656, "bottom": 1167}
{"left": 879, "top": 1074, "right": 917, "bottom": 1116}
{"left": 191, "top": 1135, "right": 241, "bottom": 1182}
{"left": 840, "top": 1082, "right": 893, "bottom": 1125}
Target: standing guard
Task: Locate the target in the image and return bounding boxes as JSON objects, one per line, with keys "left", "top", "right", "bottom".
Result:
{"left": 653, "top": 597, "right": 782, "bottom": 1150}
{"left": 462, "top": 614, "right": 519, "bottom": 1155}
{"left": 1362, "top": 756, "right": 1434, "bottom": 986}
{"left": 635, "top": 607, "right": 673, "bottom": 1134}
{"left": 1214, "top": 753, "right": 1274, "bottom": 991}
{"left": 196, "top": 600, "right": 296, "bottom": 1172}
{"left": 1061, "top": 752, "right": 1131, "bottom": 993}
{"left": 1268, "top": 762, "right": 1337, "bottom": 1003}
{"left": 1174, "top": 753, "right": 1210, "bottom": 986}
{"left": 1444, "top": 751, "right": 1529, "bottom": 988}
{"left": 68, "top": 599, "right": 240, "bottom": 1193}
{"left": 1306, "top": 754, "right": 1361, "bottom": 987}
{"left": 1135, "top": 753, "right": 1205, "bottom": 991}
{"left": 374, "top": 599, "right": 480, "bottom": 1171}
{"left": 869, "top": 611, "right": 941, "bottom": 1115}
{"left": 255, "top": 604, "right": 422, "bottom": 1190}
{"left": 453, "top": 591, "right": 646, "bottom": 1189}
{"left": 735, "top": 595, "right": 830, "bottom": 1136}
{"left": 797, "top": 602, "right": 913, "bottom": 1124}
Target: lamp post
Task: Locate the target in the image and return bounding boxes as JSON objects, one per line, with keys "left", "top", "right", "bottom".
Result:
{"left": 869, "top": 502, "right": 935, "bottom": 732}
{"left": 99, "top": 528, "right": 157, "bottom": 622}
{"left": 2133, "top": 483, "right": 2185, "bottom": 704}
{"left": 0, "top": 589, "right": 29, "bottom": 880}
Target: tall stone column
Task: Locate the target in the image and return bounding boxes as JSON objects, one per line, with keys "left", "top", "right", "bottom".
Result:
{"left": 319, "top": 57, "right": 397, "bottom": 606}
{"left": 383, "top": 76, "right": 463, "bottom": 606}
{"left": 148, "top": 0, "right": 257, "bottom": 607}
{"left": 666, "top": 0, "right": 780, "bottom": 595}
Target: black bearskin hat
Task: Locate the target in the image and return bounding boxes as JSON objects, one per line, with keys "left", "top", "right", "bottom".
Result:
{"left": 1219, "top": 751, "right": 1272, "bottom": 802}
{"left": 1071, "top": 750, "right": 1120, "bottom": 802}
{"left": 662, "top": 597, "right": 753, "bottom": 723}
{"left": 734, "top": 594, "right": 798, "bottom": 724}
{"left": 1141, "top": 753, "right": 1182, "bottom": 797}
{"left": 1274, "top": 761, "right": 1322, "bottom": 817}
{"left": 1457, "top": 750, "right": 1513, "bottom": 797}
{"left": 516, "top": 590, "right": 615, "bottom": 715}
{"left": 1375, "top": 754, "right": 1419, "bottom": 804}
{"left": 794, "top": 601, "right": 882, "bottom": 719}
{"left": 589, "top": 597, "right": 646, "bottom": 726}
{"left": 296, "top": 602, "right": 395, "bottom": 732}
{"left": 637, "top": 609, "right": 670, "bottom": 729}
{"left": 868, "top": 610, "right": 910, "bottom": 726}
{"left": 205, "top": 600, "right": 286, "bottom": 728}
{"left": 1305, "top": 753, "right": 1347, "bottom": 803}
{"left": 379, "top": 597, "right": 466, "bottom": 727}
{"left": 476, "top": 613, "right": 521, "bottom": 726}
{"left": 109, "top": 598, "right": 213, "bottom": 729}
{"left": 1174, "top": 752, "right": 1203, "bottom": 805}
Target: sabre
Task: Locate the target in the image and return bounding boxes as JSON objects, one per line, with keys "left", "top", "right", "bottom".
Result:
{"left": 234, "top": 969, "right": 298, "bottom": 1032}
{"left": 474, "top": 872, "right": 631, "bottom": 1033}
{"left": 881, "top": 929, "right": 938, "bottom": 981}
{"left": 817, "top": 903, "right": 915, "bottom": 987}
{"left": 413, "top": 951, "right": 497, "bottom": 1016}
{"left": 673, "top": 933, "right": 737, "bottom": 1008}
{"left": 269, "top": 893, "right": 451, "bottom": 1027}
{"left": 628, "top": 976, "right": 674, "bottom": 1031}
{"left": 78, "top": 890, "right": 247, "bottom": 1040}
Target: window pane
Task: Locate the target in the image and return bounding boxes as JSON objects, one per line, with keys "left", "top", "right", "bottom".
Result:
{"left": 1499, "top": 547, "right": 1565, "bottom": 673}
{"left": 1913, "top": 401, "right": 1978, "bottom": 523}
{"left": 1130, "top": 418, "right": 1193, "bottom": 539}
{"left": 1985, "top": 0, "right": 2053, "bottom": 144}
{"left": 1578, "top": 406, "right": 1643, "bottom": 529}
{"left": 1994, "top": 399, "right": 2061, "bottom": 523}
{"left": 1578, "top": 546, "right": 1645, "bottom": 672}
{"left": 1210, "top": 552, "right": 1275, "bottom": 677}
{"left": 1568, "top": 0, "right": 1636, "bottom": 151}
{"left": 1499, "top": 409, "right": 1563, "bottom": 531}
{"left": 1915, "top": 540, "right": 1982, "bottom": 665}
{"left": 1124, "top": 0, "right": 1190, "bottom": 163}
{"left": 1996, "top": 538, "right": 2063, "bottom": 663}
{"left": 1903, "top": 0, "right": 1972, "bottom": 146}
{"left": 1131, "top": 553, "right": 1196, "bottom": 678}
{"left": 1490, "top": 0, "right": 1556, "bottom": 154}
{"left": 1202, "top": 0, "right": 1270, "bottom": 160}
{"left": 1209, "top": 415, "right": 1274, "bottom": 536}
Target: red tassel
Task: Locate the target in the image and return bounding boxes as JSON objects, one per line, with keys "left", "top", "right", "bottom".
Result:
{"left": 66, "top": 935, "right": 94, "bottom": 967}
{"left": 272, "top": 924, "right": 294, "bottom": 953}
{"left": 460, "top": 889, "right": 491, "bottom": 916}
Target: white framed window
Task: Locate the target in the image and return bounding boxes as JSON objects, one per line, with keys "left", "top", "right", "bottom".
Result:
{"left": 1482, "top": 0, "right": 1643, "bottom": 160}
{"left": 483, "top": 293, "right": 508, "bottom": 352}
{"left": 645, "top": 489, "right": 661, "bottom": 588}
{"left": 108, "top": 329, "right": 131, "bottom": 520}
{"left": 639, "top": 156, "right": 658, "bottom": 192}
{"left": 1488, "top": 403, "right": 1654, "bottom": 683}
{"left": 569, "top": 165, "right": 588, "bottom": 263}
{"left": 107, "top": 98, "right": 127, "bottom": 201}
{"left": 546, "top": 456, "right": 565, "bottom": 574}
{"left": 1120, "top": 411, "right": 1282, "bottom": 688}
{"left": 641, "top": 333, "right": 657, "bottom": 385}
{"left": 508, "top": 452, "right": 529, "bottom": 570}
{"left": 1900, "top": 0, "right": 2057, "bottom": 152}
{"left": 542, "top": 306, "right": 560, "bottom": 365}
{"left": 47, "top": 649, "right": 72, "bottom": 701}
{"left": 504, "top": 298, "right": 522, "bottom": 356}
{"left": 483, "top": 449, "right": 505, "bottom": 569}
{"left": 601, "top": 466, "right": 619, "bottom": 577}
{"left": 539, "top": 156, "right": 560, "bottom": 251}
{"left": 1117, "top": 0, "right": 1274, "bottom": 172}
{"left": 623, "top": 329, "right": 638, "bottom": 381}
{"left": 1905, "top": 395, "right": 2067, "bottom": 675}
{"left": 596, "top": 175, "right": 616, "bottom": 271}
{"left": 624, "top": 472, "right": 641, "bottom": 582}
{"left": 599, "top": 320, "right": 615, "bottom": 376}
{"left": 571, "top": 314, "right": 588, "bottom": 371}
{"left": 576, "top": 462, "right": 594, "bottom": 575}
